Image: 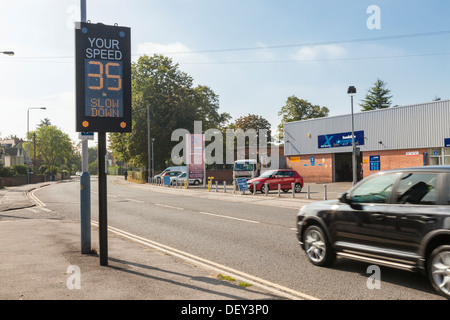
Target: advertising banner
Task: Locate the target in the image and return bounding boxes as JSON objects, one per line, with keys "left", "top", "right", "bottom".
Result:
{"left": 318, "top": 131, "right": 364, "bottom": 149}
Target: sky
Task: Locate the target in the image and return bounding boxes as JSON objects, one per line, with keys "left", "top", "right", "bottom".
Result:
{"left": 1, "top": 0, "right": 450, "bottom": 146}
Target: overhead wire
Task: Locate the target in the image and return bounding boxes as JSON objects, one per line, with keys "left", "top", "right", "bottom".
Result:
{"left": 1, "top": 30, "right": 449, "bottom": 65}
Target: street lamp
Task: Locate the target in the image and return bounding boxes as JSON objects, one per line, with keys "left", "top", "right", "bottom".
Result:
{"left": 27, "top": 107, "right": 46, "bottom": 183}
{"left": 347, "top": 86, "right": 357, "bottom": 185}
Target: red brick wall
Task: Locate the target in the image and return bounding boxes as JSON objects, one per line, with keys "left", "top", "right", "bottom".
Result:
{"left": 362, "top": 149, "right": 428, "bottom": 178}
{"left": 286, "top": 148, "right": 429, "bottom": 183}
{"left": 286, "top": 154, "right": 333, "bottom": 183}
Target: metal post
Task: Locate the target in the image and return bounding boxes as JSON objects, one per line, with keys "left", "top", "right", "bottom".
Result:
{"left": 351, "top": 94, "right": 357, "bottom": 186}
{"left": 324, "top": 184, "right": 327, "bottom": 200}
{"left": 223, "top": 181, "right": 226, "bottom": 193}
{"left": 307, "top": 185, "right": 310, "bottom": 199}
{"left": 264, "top": 183, "right": 268, "bottom": 196}
{"left": 253, "top": 183, "right": 256, "bottom": 195}
{"left": 79, "top": 0, "right": 91, "bottom": 255}
{"left": 147, "top": 105, "right": 151, "bottom": 183}
{"left": 292, "top": 183, "right": 295, "bottom": 197}
{"left": 278, "top": 184, "right": 281, "bottom": 197}
{"left": 215, "top": 181, "right": 218, "bottom": 192}
{"left": 98, "top": 132, "right": 108, "bottom": 266}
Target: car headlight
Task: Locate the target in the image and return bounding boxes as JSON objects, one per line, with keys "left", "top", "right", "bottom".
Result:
{"left": 252, "top": 181, "right": 260, "bottom": 185}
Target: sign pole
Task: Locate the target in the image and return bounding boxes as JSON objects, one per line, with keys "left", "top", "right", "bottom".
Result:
{"left": 98, "top": 132, "right": 108, "bottom": 266}
{"left": 79, "top": 0, "right": 91, "bottom": 255}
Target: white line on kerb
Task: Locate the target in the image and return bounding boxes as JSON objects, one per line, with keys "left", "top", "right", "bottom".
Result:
{"left": 91, "top": 221, "right": 319, "bottom": 301}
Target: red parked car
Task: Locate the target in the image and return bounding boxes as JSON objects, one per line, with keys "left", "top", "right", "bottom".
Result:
{"left": 247, "top": 169, "right": 304, "bottom": 194}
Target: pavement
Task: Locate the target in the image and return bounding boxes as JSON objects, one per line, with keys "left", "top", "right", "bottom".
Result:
{"left": 0, "top": 178, "right": 352, "bottom": 302}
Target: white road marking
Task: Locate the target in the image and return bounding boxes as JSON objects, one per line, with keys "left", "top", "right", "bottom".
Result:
{"left": 91, "top": 221, "right": 319, "bottom": 301}
{"left": 199, "top": 211, "right": 259, "bottom": 224}
{"left": 154, "top": 203, "right": 184, "bottom": 210}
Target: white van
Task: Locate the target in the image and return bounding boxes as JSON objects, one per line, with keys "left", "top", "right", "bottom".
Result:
{"left": 233, "top": 159, "right": 258, "bottom": 180}
{"left": 154, "top": 166, "right": 187, "bottom": 182}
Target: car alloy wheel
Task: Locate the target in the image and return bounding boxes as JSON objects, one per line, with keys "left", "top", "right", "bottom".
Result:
{"left": 303, "top": 225, "right": 335, "bottom": 267}
{"left": 428, "top": 245, "right": 450, "bottom": 299}
{"left": 294, "top": 183, "right": 302, "bottom": 193}
{"left": 260, "top": 184, "right": 269, "bottom": 194}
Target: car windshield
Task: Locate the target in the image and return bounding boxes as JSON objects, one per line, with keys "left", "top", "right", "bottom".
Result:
{"left": 259, "top": 170, "right": 277, "bottom": 178}
{"left": 234, "top": 162, "right": 254, "bottom": 171}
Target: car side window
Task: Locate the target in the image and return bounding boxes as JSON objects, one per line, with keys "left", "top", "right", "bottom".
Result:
{"left": 395, "top": 173, "right": 438, "bottom": 205}
{"left": 349, "top": 173, "right": 396, "bottom": 204}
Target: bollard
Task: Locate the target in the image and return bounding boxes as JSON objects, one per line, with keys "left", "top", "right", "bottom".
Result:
{"left": 278, "top": 184, "right": 281, "bottom": 197}
{"left": 208, "top": 177, "right": 214, "bottom": 192}
{"left": 264, "top": 183, "right": 268, "bottom": 196}
{"left": 215, "top": 181, "right": 218, "bottom": 192}
{"left": 307, "top": 185, "right": 311, "bottom": 199}
{"left": 233, "top": 181, "right": 236, "bottom": 194}
{"left": 324, "top": 184, "right": 327, "bottom": 200}
{"left": 253, "top": 183, "right": 256, "bottom": 195}
{"left": 292, "top": 183, "right": 295, "bottom": 197}
{"left": 224, "top": 181, "right": 227, "bottom": 193}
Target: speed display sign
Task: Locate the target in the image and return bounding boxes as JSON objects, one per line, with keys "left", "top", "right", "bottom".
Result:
{"left": 75, "top": 22, "right": 131, "bottom": 132}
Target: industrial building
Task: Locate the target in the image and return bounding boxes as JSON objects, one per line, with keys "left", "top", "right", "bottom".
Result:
{"left": 284, "top": 99, "right": 450, "bottom": 183}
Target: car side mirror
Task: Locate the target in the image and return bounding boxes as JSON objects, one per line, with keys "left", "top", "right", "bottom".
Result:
{"left": 339, "top": 192, "right": 350, "bottom": 204}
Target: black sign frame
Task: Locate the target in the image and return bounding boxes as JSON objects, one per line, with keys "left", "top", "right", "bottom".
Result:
{"left": 75, "top": 22, "right": 131, "bottom": 133}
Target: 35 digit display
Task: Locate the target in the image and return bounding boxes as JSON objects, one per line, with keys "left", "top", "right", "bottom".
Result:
{"left": 76, "top": 22, "right": 131, "bottom": 132}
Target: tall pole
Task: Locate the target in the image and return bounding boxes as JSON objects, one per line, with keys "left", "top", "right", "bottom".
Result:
{"left": 27, "top": 107, "right": 46, "bottom": 184}
{"left": 98, "top": 132, "right": 108, "bottom": 266}
{"left": 351, "top": 94, "right": 357, "bottom": 185}
{"left": 147, "top": 105, "right": 151, "bottom": 182}
{"left": 79, "top": 0, "right": 91, "bottom": 254}
{"left": 348, "top": 86, "right": 357, "bottom": 186}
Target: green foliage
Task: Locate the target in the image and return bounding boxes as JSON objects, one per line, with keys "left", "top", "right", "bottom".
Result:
{"left": 12, "top": 164, "right": 27, "bottom": 175}
{"left": 0, "top": 164, "right": 14, "bottom": 177}
{"left": 277, "top": 96, "right": 329, "bottom": 138}
{"left": 26, "top": 124, "right": 74, "bottom": 170}
{"left": 360, "top": 79, "right": 393, "bottom": 111}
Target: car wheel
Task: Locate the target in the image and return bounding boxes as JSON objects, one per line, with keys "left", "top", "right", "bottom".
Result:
{"left": 260, "top": 184, "right": 269, "bottom": 194}
{"left": 194, "top": 180, "right": 200, "bottom": 185}
{"left": 303, "top": 225, "right": 336, "bottom": 267}
{"left": 428, "top": 245, "right": 450, "bottom": 299}
{"left": 294, "top": 183, "right": 302, "bottom": 193}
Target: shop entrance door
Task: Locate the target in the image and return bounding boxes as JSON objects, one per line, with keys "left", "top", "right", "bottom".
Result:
{"left": 334, "top": 152, "right": 362, "bottom": 182}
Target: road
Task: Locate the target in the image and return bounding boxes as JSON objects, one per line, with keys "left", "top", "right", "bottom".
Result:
{"left": 34, "top": 177, "right": 444, "bottom": 300}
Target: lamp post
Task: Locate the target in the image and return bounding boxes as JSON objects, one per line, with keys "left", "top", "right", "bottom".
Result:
{"left": 151, "top": 138, "right": 155, "bottom": 179}
{"left": 347, "top": 86, "right": 357, "bottom": 185}
{"left": 27, "top": 107, "right": 46, "bottom": 183}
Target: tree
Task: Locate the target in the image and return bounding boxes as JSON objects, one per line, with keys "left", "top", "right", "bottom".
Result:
{"left": 109, "top": 54, "right": 230, "bottom": 171}
{"left": 360, "top": 78, "right": 393, "bottom": 111}
{"left": 277, "top": 96, "right": 329, "bottom": 138}
{"left": 27, "top": 125, "right": 73, "bottom": 172}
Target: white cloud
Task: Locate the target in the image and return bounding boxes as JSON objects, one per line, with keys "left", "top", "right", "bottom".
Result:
{"left": 290, "top": 44, "right": 347, "bottom": 61}
{"left": 136, "top": 42, "right": 211, "bottom": 65}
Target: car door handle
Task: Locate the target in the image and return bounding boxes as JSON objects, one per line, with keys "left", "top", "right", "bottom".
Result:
{"left": 409, "top": 215, "right": 436, "bottom": 223}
